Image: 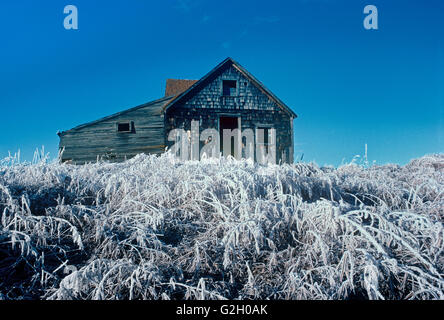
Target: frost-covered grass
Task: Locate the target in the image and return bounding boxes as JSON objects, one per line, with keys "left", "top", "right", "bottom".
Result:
{"left": 0, "top": 152, "right": 443, "bottom": 300}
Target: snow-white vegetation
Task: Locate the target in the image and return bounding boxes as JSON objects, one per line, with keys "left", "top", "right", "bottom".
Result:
{"left": 0, "top": 151, "right": 443, "bottom": 300}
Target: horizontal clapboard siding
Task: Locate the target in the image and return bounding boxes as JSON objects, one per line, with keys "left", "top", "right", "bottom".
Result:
{"left": 59, "top": 97, "right": 173, "bottom": 164}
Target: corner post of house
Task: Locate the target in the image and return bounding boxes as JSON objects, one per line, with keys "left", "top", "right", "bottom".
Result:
{"left": 290, "top": 117, "right": 294, "bottom": 164}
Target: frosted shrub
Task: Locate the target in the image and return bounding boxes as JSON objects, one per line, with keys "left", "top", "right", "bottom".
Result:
{"left": 0, "top": 152, "right": 442, "bottom": 300}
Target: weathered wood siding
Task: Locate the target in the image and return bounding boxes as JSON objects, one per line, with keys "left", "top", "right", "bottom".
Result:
{"left": 166, "top": 64, "right": 294, "bottom": 163}
{"left": 59, "top": 97, "right": 172, "bottom": 164}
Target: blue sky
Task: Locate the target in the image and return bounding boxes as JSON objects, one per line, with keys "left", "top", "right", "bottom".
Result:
{"left": 0, "top": 0, "right": 442, "bottom": 166}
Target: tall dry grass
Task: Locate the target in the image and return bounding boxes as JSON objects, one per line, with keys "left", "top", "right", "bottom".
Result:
{"left": 0, "top": 152, "right": 442, "bottom": 300}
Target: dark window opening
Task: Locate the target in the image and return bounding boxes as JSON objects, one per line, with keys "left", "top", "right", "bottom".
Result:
{"left": 222, "top": 80, "right": 237, "bottom": 96}
{"left": 118, "top": 123, "right": 130, "bottom": 132}
{"left": 117, "top": 121, "right": 134, "bottom": 133}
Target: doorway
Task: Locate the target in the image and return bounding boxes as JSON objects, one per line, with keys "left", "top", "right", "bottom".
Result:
{"left": 219, "top": 116, "right": 239, "bottom": 157}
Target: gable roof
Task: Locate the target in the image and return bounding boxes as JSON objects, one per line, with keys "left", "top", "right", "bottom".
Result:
{"left": 163, "top": 57, "right": 297, "bottom": 118}
{"left": 58, "top": 95, "right": 175, "bottom": 136}
{"left": 165, "top": 79, "right": 198, "bottom": 96}
{"left": 59, "top": 57, "right": 296, "bottom": 137}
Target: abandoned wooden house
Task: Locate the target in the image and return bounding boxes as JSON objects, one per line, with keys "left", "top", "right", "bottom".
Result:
{"left": 58, "top": 57, "right": 297, "bottom": 164}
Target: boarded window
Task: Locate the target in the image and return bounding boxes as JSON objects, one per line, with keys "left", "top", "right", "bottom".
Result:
{"left": 222, "top": 80, "right": 237, "bottom": 96}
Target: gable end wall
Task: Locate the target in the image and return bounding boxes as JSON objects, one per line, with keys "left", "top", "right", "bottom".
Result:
{"left": 166, "top": 65, "right": 294, "bottom": 163}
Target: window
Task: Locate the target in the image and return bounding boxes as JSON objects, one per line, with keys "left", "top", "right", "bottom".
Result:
{"left": 117, "top": 121, "right": 134, "bottom": 133}
{"left": 222, "top": 80, "right": 237, "bottom": 96}
{"left": 257, "top": 127, "right": 270, "bottom": 153}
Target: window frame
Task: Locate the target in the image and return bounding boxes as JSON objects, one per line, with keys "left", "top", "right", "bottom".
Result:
{"left": 255, "top": 124, "right": 273, "bottom": 154}
{"left": 221, "top": 79, "right": 238, "bottom": 97}
{"left": 116, "top": 121, "right": 135, "bottom": 133}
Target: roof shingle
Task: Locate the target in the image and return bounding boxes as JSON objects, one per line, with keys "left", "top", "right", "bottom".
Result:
{"left": 165, "top": 79, "right": 198, "bottom": 97}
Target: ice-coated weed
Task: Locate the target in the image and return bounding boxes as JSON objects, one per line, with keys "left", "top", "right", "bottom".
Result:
{"left": 0, "top": 152, "right": 443, "bottom": 300}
